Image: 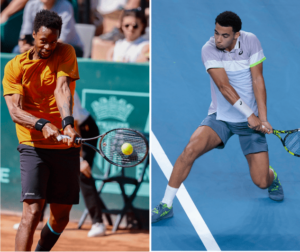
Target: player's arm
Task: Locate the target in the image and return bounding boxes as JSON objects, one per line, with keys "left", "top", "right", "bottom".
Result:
{"left": 4, "top": 93, "right": 61, "bottom": 141}
{"left": 54, "top": 76, "right": 80, "bottom": 146}
{"left": 207, "top": 68, "right": 265, "bottom": 132}
{"left": 250, "top": 62, "right": 272, "bottom": 133}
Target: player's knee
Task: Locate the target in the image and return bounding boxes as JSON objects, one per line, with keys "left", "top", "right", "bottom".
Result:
{"left": 182, "top": 143, "right": 199, "bottom": 162}
{"left": 22, "top": 208, "right": 42, "bottom": 225}
{"left": 55, "top": 215, "right": 70, "bottom": 228}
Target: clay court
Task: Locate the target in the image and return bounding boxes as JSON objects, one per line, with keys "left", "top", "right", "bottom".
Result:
{"left": 1, "top": 213, "right": 149, "bottom": 251}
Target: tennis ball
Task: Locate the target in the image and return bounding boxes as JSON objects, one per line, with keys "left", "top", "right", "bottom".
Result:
{"left": 121, "top": 143, "right": 133, "bottom": 155}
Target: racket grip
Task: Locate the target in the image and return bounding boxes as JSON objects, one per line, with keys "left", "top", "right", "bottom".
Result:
{"left": 56, "top": 135, "right": 71, "bottom": 141}
{"left": 56, "top": 135, "right": 82, "bottom": 144}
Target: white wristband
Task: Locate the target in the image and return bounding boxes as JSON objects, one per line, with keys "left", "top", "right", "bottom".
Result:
{"left": 233, "top": 98, "right": 254, "bottom": 118}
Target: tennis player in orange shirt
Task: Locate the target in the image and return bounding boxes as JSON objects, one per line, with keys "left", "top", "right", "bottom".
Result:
{"left": 3, "top": 10, "right": 81, "bottom": 251}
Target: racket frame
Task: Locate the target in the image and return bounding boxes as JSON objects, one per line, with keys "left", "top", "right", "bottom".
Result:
{"left": 273, "top": 128, "right": 300, "bottom": 157}
{"left": 97, "top": 128, "right": 149, "bottom": 168}
{"left": 58, "top": 128, "right": 149, "bottom": 167}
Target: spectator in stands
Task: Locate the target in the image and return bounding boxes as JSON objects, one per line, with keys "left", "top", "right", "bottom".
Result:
{"left": 100, "top": 9, "right": 149, "bottom": 62}
{"left": 97, "top": 0, "right": 148, "bottom": 42}
{"left": 0, "top": 0, "right": 28, "bottom": 24}
{"left": 91, "top": 0, "right": 149, "bottom": 60}
{"left": 12, "top": 0, "right": 84, "bottom": 57}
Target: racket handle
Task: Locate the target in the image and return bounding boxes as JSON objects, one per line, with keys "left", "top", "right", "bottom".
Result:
{"left": 56, "top": 135, "right": 71, "bottom": 141}
{"left": 56, "top": 135, "right": 82, "bottom": 144}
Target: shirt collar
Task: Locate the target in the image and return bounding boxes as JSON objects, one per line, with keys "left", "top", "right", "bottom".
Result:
{"left": 233, "top": 36, "right": 240, "bottom": 50}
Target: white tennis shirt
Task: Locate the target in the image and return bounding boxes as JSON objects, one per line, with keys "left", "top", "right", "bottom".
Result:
{"left": 201, "top": 31, "right": 266, "bottom": 122}
{"left": 113, "top": 37, "right": 149, "bottom": 62}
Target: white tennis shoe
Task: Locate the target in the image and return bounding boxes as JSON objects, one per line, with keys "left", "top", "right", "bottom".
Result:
{"left": 87, "top": 222, "right": 106, "bottom": 237}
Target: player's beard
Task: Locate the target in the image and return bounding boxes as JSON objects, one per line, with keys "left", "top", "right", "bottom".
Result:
{"left": 38, "top": 49, "right": 52, "bottom": 59}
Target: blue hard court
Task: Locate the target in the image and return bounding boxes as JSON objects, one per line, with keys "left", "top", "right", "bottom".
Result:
{"left": 152, "top": 0, "right": 300, "bottom": 250}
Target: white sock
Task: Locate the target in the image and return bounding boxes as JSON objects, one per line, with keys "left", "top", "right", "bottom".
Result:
{"left": 162, "top": 185, "right": 178, "bottom": 207}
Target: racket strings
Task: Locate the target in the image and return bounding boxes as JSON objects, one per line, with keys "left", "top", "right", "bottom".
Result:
{"left": 100, "top": 129, "right": 147, "bottom": 166}
{"left": 285, "top": 131, "right": 300, "bottom": 155}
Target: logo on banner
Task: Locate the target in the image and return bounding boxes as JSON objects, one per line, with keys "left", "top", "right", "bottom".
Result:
{"left": 91, "top": 96, "right": 134, "bottom": 133}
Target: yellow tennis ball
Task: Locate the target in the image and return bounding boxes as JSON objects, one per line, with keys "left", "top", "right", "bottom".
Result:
{"left": 121, "top": 143, "right": 133, "bottom": 155}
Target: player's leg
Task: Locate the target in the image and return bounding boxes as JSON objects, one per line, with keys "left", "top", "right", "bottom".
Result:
{"left": 246, "top": 151, "right": 283, "bottom": 200}
{"left": 34, "top": 147, "right": 81, "bottom": 250}
{"left": 237, "top": 124, "right": 284, "bottom": 201}
{"left": 15, "top": 199, "right": 45, "bottom": 251}
{"left": 168, "top": 126, "right": 222, "bottom": 188}
{"left": 35, "top": 203, "right": 72, "bottom": 251}
{"left": 152, "top": 113, "right": 232, "bottom": 223}
{"left": 152, "top": 126, "right": 222, "bottom": 223}
{"left": 15, "top": 144, "right": 50, "bottom": 251}
{"left": 246, "top": 151, "right": 273, "bottom": 188}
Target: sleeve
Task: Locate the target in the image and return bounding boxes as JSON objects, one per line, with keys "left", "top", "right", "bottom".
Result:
{"left": 201, "top": 43, "right": 224, "bottom": 71}
{"left": 19, "top": 1, "right": 34, "bottom": 36}
{"left": 247, "top": 33, "right": 266, "bottom": 67}
{"left": 2, "top": 59, "right": 24, "bottom": 96}
{"left": 57, "top": 44, "right": 80, "bottom": 81}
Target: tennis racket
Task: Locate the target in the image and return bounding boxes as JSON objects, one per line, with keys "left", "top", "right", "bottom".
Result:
{"left": 272, "top": 128, "right": 300, "bottom": 157}
{"left": 57, "top": 128, "right": 149, "bottom": 167}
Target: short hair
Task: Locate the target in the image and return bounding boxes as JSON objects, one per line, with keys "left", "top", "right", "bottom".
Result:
{"left": 33, "top": 10, "right": 63, "bottom": 36}
{"left": 119, "top": 8, "right": 147, "bottom": 35}
{"left": 215, "top": 11, "right": 242, "bottom": 33}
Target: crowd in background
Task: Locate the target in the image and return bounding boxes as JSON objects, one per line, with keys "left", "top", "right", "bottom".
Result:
{"left": 0, "top": 0, "right": 150, "bottom": 62}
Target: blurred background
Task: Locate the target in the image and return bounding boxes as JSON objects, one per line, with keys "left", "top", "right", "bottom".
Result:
{"left": 0, "top": 0, "right": 150, "bottom": 250}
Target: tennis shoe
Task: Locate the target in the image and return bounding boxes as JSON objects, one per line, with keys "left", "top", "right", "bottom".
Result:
{"left": 268, "top": 166, "right": 284, "bottom": 201}
{"left": 87, "top": 222, "right": 106, "bottom": 237}
{"left": 152, "top": 202, "right": 173, "bottom": 223}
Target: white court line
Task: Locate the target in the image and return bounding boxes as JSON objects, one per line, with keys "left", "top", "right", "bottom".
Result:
{"left": 151, "top": 131, "right": 221, "bottom": 251}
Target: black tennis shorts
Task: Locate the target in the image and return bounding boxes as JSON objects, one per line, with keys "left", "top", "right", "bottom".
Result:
{"left": 17, "top": 144, "right": 80, "bottom": 205}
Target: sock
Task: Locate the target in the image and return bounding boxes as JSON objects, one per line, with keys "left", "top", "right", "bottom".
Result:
{"left": 35, "top": 220, "right": 62, "bottom": 251}
{"left": 162, "top": 185, "right": 178, "bottom": 207}
{"left": 35, "top": 242, "right": 46, "bottom": 251}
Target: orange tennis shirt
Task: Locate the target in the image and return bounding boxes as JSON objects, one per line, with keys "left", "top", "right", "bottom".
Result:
{"left": 2, "top": 43, "right": 79, "bottom": 149}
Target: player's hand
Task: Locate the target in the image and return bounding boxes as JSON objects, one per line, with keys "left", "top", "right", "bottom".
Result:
{"left": 261, "top": 121, "right": 273, "bottom": 134}
{"left": 80, "top": 160, "right": 92, "bottom": 178}
{"left": 42, "top": 123, "right": 60, "bottom": 142}
{"left": 247, "top": 114, "right": 264, "bottom": 132}
{"left": 63, "top": 125, "right": 81, "bottom": 147}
